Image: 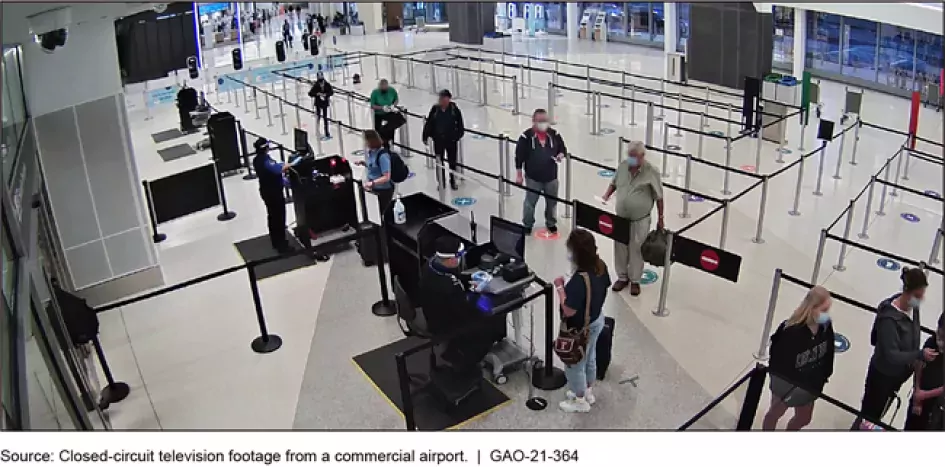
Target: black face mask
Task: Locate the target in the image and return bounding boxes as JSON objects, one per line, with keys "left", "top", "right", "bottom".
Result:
{"left": 379, "top": 88, "right": 389, "bottom": 95}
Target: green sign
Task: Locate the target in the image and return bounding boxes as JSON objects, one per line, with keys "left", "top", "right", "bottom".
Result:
{"left": 800, "top": 71, "right": 812, "bottom": 126}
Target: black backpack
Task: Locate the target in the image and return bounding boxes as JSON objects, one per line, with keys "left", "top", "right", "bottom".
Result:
{"left": 381, "top": 149, "right": 409, "bottom": 184}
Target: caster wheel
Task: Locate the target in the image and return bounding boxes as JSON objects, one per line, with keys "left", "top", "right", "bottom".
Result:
{"left": 495, "top": 374, "right": 508, "bottom": 385}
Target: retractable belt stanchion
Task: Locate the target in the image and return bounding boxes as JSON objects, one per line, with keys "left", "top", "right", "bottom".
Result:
{"left": 279, "top": 99, "right": 287, "bottom": 135}
{"left": 930, "top": 227, "right": 943, "bottom": 265}
{"left": 674, "top": 95, "right": 683, "bottom": 136}
{"left": 239, "top": 123, "right": 256, "bottom": 180}
{"left": 902, "top": 148, "right": 913, "bottom": 181}
{"left": 547, "top": 84, "right": 556, "bottom": 123}
{"left": 497, "top": 135, "right": 507, "bottom": 218}
{"left": 789, "top": 153, "right": 806, "bottom": 216}
{"left": 657, "top": 80, "right": 666, "bottom": 120}
{"left": 644, "top": 102, "right": 655, "bottom": 146}
{"left": 512, "top": 76, "right": 520, "bottom": 115}
{"left": 721, "top": 139, "right": 732, "bottom": 195}
{"left": 890, "top": 152, "right": 904, "bottom": 197}
{"left": 719, "top": 202, "right": 730, "bottom": 249}
{"left": 399, "top": 109, "right": 412, "bottom": 156}
{"left": 346, "top": 93, "right": 356, "bottom": 130}
{"left": 243, "top": 85, "right": 251, "bottom": 115}
{"left": 754, "top": 269, "right": 782, "bottom": 361}
{"left": 751, "top": 178, "right": 769, "bottom": 244}
{"left": 877, "top": 157, "right": 893, "bottom": 216}
{"left": 754, "top": 130, "right": 763, "bottom": 172}
{"left": 563, "top": 152, "right": 573, "bottom": 219}
{"left": 503, "top": 136, "right": 513, "bottom": 196}
{"left": 858, "top": 177, "right": 876, "bottom": 239}
{"left": 532, "top": 283, "right": 566, "bottom": 390}
{"left": 833, "top": 200, "right": 855, "bottom": 272}
{"left": 697, "top": 119, "right": 706, "bottom": 160}
{"left": 811, "top": 229, "right": 827, "bottom": 284}
{"left": 212, "top": 160, "right": 237, "bottom": 221}
{"left": 457, "top": 138, "right": 466, "bottom": 183}
{"left": 813, "top": 141, "right": 827, "bottom": 196}
{"left": 142, "top": 180, "right": 166, "bottom": 243}
{"left": 479, "top": 70, "right": 487, "bottom": 106}
{"left": 850, "top": 120, "right": 861, "bottom": 166}
{"left": 248, "top": 264, "right": 283, "bottom": 353}
{"left": 336, "top": 121, "right": 346, "bottom": 156}
{"left": 620, "top": 72, "right": 627, "bottom": 108}
{"left": 584, "top": 65, "right": 592, "bottom": 115}
{"left": 265, "top": 93, "right": 274, "bottom": 127}
{"left": 407, "top": 58, "right": 415, "bottom": 88}
{"left": 90, "top": 336, "right": 130, "bottom": 406}
{"left": 681, "top": 155, "right": 692, "bottom": 218}
{"left": 629, "top": 85, "right": 637, "bottom": 126}
{"left": 294, "top": 81, "right": 302, "bottom": 128}
{"left": 833, "top": 129, "right": 847, "bottom": 179}
{"left": 452, "top": 66, "right": 461, "bottom": 99}
{"left": 374, "top": 54, "right": 380, "bottom": 79}
{"left": 429, "top": 62, "right": 437, "bottom": 94}
{"left": 652, "top": 231, "right": 674, "bottom": 317}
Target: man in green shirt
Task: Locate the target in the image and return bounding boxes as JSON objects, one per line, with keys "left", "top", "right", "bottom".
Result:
{"left": 369, "top": 79, "right": 401, "bottom": 149}
{"left": 601, "top": 141, "right": 664, "bottom": 297}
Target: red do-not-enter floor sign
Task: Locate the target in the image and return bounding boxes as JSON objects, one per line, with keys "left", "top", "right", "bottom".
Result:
{"left": 598, "top": 214, "right": 614, "bottom": 236}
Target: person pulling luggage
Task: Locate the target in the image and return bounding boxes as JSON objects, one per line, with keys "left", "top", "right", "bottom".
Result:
{"left": 422, "top": 89, "right": 465, "bottom": 190}
{"left": 308, "top": 72, "right": 334, "bottom": 137}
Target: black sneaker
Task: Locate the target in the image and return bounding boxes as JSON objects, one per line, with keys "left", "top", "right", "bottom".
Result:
{"left": 524, "top": 227, "right": 533, "bottom": 236}
{"left": 547, "top": 225, "right": 558, "bottom": 234}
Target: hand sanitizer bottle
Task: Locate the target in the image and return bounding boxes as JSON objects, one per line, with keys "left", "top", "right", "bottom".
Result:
{"left": 393, "top": 195, "right": 406, "bottom": 225}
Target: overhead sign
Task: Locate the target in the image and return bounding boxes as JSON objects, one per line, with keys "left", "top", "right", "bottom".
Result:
{"left": 574, "top": 200, "right": 629, "bottom": 244}
{"left": 672, "top": 234, "right": 741, "bottom": 282}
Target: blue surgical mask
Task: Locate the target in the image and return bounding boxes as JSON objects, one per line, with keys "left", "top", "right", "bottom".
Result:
{"left": 816, "top": 313, "right": 831, "bottom": 325}
{"left": 627, "top": 156, "right": 639, "bottom": 167}
{"left": 566, "top": 251, "right": 573, "bottom": 264}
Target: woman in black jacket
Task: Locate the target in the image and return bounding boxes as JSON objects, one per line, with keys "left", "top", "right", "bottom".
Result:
{"left": 762, "top": 285, "right": 835, "bottom": 430}
{"left": 857, "top": 268, "right": 939, "bottom": 428}
{"left": 308, "top": 72, "right": 333, "bottom": 137}
{"left": 904, "top": 312, "right": 944, "bottom": 430}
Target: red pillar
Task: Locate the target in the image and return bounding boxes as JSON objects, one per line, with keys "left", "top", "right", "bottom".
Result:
{"left": 908, "top": 91, "right": 920, "bottom": 149}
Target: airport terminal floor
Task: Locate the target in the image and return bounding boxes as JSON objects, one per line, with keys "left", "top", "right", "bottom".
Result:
{"left": 60, "top": 23, "right": 945, "bottom": 430}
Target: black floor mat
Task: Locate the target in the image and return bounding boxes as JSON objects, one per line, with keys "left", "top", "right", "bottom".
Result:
{"left": 353, "top": 337, "right": 510, "bottom": 431}
{"left": 234, "top": 231, "right": 317, "bottom": 280}
{"left": 157, "top": 143, "right": 197, "bottom": 162}
{"left": 151, "top": 128, "right": 185, "bottom": 143}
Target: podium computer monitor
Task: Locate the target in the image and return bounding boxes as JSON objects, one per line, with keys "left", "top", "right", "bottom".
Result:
{"left": 294, "top": 128, "right": 309, "bottom": 154}
{"left": 490, "top": 216, "right": 526, "bottom": 261}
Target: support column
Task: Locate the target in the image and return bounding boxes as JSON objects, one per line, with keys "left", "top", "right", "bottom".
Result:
{"left": 792, "top": 8, "right": 806, "bottom": 79}
{"left": 663, "top": 2, "right": 678, "bottom": 78}
{"left": 566, "top": 2, "right": 580, "bottom": 41}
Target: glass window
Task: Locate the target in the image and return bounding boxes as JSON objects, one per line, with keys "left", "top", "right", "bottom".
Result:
{"left": 627, "top": 3, "right": 650, "bottom": 40}
{"left": 878, "top": 23, "right": 917, "bottom": 91}
{"left": 772, "top": 6, "right": 794, "bottom": 64}
{"left": 651, "top": 3, "right": 665, "bottom": 44}
{"left": 1, "top": 222, "right": 19, "bottom": 428}
{"left": 915, "top": 30, "right": 942, "bottom": 92}
{"left": 807, "top": 12, "right": 842, "bottom": 74}
{"left": 2, "top": 46, "right": 28, "bottom": 184}
{"left": 602, "top": 3, "right": 625, "bottom": 37}
{"left": 545, "top": 2, "right": 565, "bottom": 31}
{"left": 677, "top": 3, "right": 689, "bottom": 53}
{"left": 840, "top": 18, "right": 878, "bottom": 82}
{"left": 24, "top": 301, "right": 78, "bottom": 430}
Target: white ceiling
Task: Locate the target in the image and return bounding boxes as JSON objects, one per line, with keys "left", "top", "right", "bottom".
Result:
{"left": 1, "top": 3, "right": 157, "bottom": 44}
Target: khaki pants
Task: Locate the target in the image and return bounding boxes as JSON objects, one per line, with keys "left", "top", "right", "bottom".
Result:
{"left": 614, "top": 216, "right": 651, "bottom": 282}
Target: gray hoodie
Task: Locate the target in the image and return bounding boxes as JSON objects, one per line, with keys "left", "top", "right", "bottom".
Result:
{"left": 870, "top": 294, "right": 923, "bottom": 380}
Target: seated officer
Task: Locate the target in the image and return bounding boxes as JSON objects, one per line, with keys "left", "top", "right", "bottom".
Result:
{"left": 420, "top": 236, "right": 495, "bottom": 370}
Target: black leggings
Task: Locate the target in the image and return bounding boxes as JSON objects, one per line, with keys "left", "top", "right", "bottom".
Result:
{"left": 315, "top": 105, "right": 330, "bottom": 135}
{"left": 859, "top": 365, "right": 909, "bottom": 424}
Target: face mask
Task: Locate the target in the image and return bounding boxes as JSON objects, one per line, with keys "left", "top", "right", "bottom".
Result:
{"left": 535, "top": 122, "right": 549, "bottom": 132}
{"left": 566, "top": 251, "right": 573, "bottom": 264}
{"left": 380, "top": 88, "right": 389, "bottom": 95}
{"left": 627, "top": 156, "right": 639, "bottom": 167}
{"left": 815, "top": 313, "right": 831, "bottom": 325}
{"left": 908, "top": 296, "right": 923, "bottom": 309}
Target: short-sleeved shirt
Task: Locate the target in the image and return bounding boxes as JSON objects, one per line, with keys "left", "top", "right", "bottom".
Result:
{"left": 611, "top": 159, "right": 663, "bottom": 221}
{"left": 562, "top": 267, "right": 611, "bottom": 330}
{"left": 370, "top": 88, "right": 399, "bottom": 114}
{"left": 366, "top": 147, "right": 392, "bottom": 190}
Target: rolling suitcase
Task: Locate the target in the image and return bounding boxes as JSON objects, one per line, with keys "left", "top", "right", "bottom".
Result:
{"left": 596, "top": 316, "right": 615, "bottom": 380}
{"left": 357, "top": 223, "right": 387, "bottom": 267}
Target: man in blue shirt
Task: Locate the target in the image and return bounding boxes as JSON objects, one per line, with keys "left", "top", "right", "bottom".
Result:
{"left": 358, "top": 130, "right": 395, "bottom": 215}
{"left": 252, "top": 138, "right": 294, "bottom": 254}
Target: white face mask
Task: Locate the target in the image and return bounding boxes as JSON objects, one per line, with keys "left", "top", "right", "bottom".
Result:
{"left": 535, "top": 122, "right": 549, "bottom": 132}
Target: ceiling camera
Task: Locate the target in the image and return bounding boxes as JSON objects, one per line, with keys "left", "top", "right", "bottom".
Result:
{"left": 37, "top": 29, "right": 68, "bottom": 53}
{"left": 27, "top": 7, "right": 72, "bottom": 54}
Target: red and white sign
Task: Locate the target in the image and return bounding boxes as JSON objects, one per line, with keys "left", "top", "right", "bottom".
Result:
{"left": 598, "top": 214, "right": 614, "bottom": 236}
{"left": 535, "top": 228, "right": 559, "bottom": 240}
{"left": 699, "top": 249, "right": 720, "bottom": 271}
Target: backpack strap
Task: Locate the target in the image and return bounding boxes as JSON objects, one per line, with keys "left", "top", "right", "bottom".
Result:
{"left": 580, "top": 272, "right": 592, "bottom": 330}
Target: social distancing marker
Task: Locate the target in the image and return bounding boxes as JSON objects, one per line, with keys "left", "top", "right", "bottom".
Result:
{"left": 876, "top": 258, "right": 901, "bottom": 271}
{"left": 687, "top": 195, "right": 704, "bottom": 202}
{"left": 834, "top": 334, "right": 850, "bottom": 353}
{"left": 500, "top": 103, "right": 514, "bottom": 109}
{"left": 667, "top": 144, "right": 682, "bottom": 151}
{"left": 534, "top": 228, "right": 559, "bottom": 240}
{"left": 924, "top": 190, "right": 941, "bottom": 199}
{"left": 777, "top": 148, "right": 793, "bottom": 155}
{"left": 351, "top": 149, "right": 365, "bottom": 156}
{"left": 901, "top": 212, "right": 920, "bottom": 223}
{"left": 640, "top": 269, "right": 658, "bottom": 285}
{"left": 708, "top": 131, "right": 724, "bottom": 137}
{"left": 601, "top": 103, "right": 611, "bottom": 109}
{"left": 452, "top": 197, "right": 476, "bottom": 207}
{"left": 598, "top": 169, "right": 615, "bottom": 178}
{"left": 471, "top": 134, "right": 486, "bottom": 140}
{"left": 740, "top": 165, "right": 756, "bottom": 173}
{"left": 600, "top": 128, "right": 615, "bottom": 135}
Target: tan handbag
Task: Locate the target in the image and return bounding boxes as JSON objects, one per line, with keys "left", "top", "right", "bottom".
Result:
{"left": 553, "top": 273, "right": 592, "bottom": 366}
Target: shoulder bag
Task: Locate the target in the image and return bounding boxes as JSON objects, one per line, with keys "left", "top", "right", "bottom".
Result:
{"left": 554, "top": 273, "right": 592, "bottom": 366}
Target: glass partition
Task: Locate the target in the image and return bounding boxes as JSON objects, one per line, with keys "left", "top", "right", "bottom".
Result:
{"left": 841, "top": 17, "right": 879, "bottom": 82}
{"left": 772, "top": 6, "right": 794, "bottom": 64}
{"left": 627, "top": 3, "right": 650, "bottom": 40}
{"left": 651, "top": 2, "right": 665, "bottom": 43}
{"left": 677, "top": 3, "right": 689, "bottom": 52}
{"left": 2, "top": 45, "right": 28, "bottom": 184}
{"left": 878, "top": 23, "right": 917, "bottom": 91}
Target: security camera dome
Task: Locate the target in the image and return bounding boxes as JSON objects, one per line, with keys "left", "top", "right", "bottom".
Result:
{"left": 38, "top": 28, "right": 68, "bottom": 53}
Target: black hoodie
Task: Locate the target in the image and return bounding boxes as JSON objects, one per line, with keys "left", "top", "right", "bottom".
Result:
{"left": 870, "top": 294, "right": 923, "bottom": 380}
{"left": 514, "top": 127, "right": 567, "bottom": 183}
{"left": 769, "top": 320, "right": 835, "bottom": 392}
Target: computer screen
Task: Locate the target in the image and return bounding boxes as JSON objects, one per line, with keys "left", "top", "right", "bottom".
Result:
{"left": 294, "top": 128, "right": 309, "bottom": 154}
{"left": 490, "top": 216, "right": 526, "bottom": 260}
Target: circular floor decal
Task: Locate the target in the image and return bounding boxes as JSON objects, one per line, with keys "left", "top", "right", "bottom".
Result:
{"left": 740, "top": 165, "right": 757, "bottom": 173}
{"left": 534, "top": 228, "right": 560, "bottom": 240}
{"left": 924, "top": 190, "right": 941, "bottom": 199}
{"left": 500, "top": 103, "right": 514, "bottom": 109}
{"left": 640, "top": 269, "right": 659, "bottom": 285}
{"left": 834, "top": 333, "right": 851, "bottom": 353}
{"left": 901, "top": 212, "right": 920, "bottom": 223}
{"left": 667, "top": 144, "right": 682, "bottom": 151}
{"left": 777, "top": 148, "right": 793, "bottom": 155}
{"left": 406, "top": 172, "right": 416, "bottom": 179}
{"left": 351, "top": 149, "right": 365, "bottom": 156}
{"left": 319, "top": 135, "right": 332, "bottom": 141}
{"left": 876, "top": 258, "right": 901, "bottom": 271}
{"left": 471, "top": 134, "right": 486, "bottom": 140}
{"left": 687, "top": 195, "right": 704, "bottom": 202}
{"left": 451, "top": 197, "right": 476, "bottom": 207}
{"left": 708, "top": 130, "right": 725, "bottom": 137}
{"left": 598, "top": 169, "right": 615, "bottom": 178}
{"left": 600, "top": 128, "right": 615, "bottom": 135}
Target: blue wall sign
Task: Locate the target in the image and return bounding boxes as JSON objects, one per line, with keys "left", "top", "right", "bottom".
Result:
{"left": 640, "top": 269, "right": 659, "bottom": 285}
{"left": 145, "top": 85, "right": 180, "bottom": 108}
{"left": 876, "top": 258, "right": 901, "bottom": 271}
{"left": 901, "top": 212, "right": 920, "bottom": 223}
{"left": 834, "top": 333, "right": 850, "bottom": 353}
{"left": 598, "top": 169, "right": 615, "bottom": 178}
{"left": 452, "top": 197, "right": 476, "bottom": 207}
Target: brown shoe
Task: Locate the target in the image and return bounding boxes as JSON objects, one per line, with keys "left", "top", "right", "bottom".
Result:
{"left": 630, "top": 283, "right": 641, "bottom": 296}
{"left": 612, "top": 279, "right": 629, "bottom": 292}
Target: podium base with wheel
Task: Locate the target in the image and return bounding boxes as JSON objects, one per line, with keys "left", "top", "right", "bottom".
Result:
{"left": 217, "top": 211, "right": 237, "bottom": 221}
{"left": 100, "top": 382, "right": 131, "bottom": 405}
{"left": 243, "top": 172, "right": 257, "bottom": 181}
{"left": 251, "top": 334, "right": 283, "bottom": 354}
{"left": 372, "top": 300, "right": 396, "bottom": 317}
{"left": 531, "top": 361, "right": 566, "bottom": 390}
{"left": 152, "top": 233, "right": 167, "bottom": 243}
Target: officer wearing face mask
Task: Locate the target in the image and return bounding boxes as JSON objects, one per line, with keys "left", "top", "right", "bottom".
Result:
{"left": 600, "top": 141, "right": 664, "bottom": 297}
{"left": 370, "top": 79, "right": 400, "bottom": 149}
{"left": 857, "top": 267, "right": 940, "bottom": 428}
{"left": 252, "top": 138, "right": 294, "bottom": 254}
{"left": 308, "top": 71, "right": 334, "bottom": 137}
{"left": 514, "top": 109, "right": 567, "bottom": 235}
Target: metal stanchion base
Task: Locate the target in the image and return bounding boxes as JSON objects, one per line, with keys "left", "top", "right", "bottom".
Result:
{"left": 890, "top": 192, "right": 899, "bottom": 198}
{"left": 217, "top": 211, "right": 237, "bottom": 222}
{"left": 721, "top": 190, "right": 732, "bottom": 196}
{"left": 99, "top": 382, "right": 131, "bottom": 406}
{"left": 152, "top": 233, "right": 167, "bottom": 243}
{"left": 858, "top": 233, "right": 870, "bottom": 240}
{"left": 833, "top": 265, "right": 847, "bottom": 272}
{"left": 875, "top": 211, "right": 886, "bottom": 217}
{"left": 251, "top": 335, "right": 283, "bottom": 354}
{"left": 751, "top": 237, "right": 765, "bottom": 244}
{"left": 652, "top": 307, "right": 669, "bottom": 317}
{"left": 679, "top": 213, "right": 691, "bottom": 219}
{"left": 788, "top": 210, "right": 801, "bottom": 217}
{"left": 243, "top": 173, "right": 258, "bottom": 181}
{"left": 849, "top": 161, "right": 858, "bottom": 166}
{"left": 813, "top": 191, "right": 823, "bottom": 196}
{"left": 372, "top": 300, "right": 397, "bottom": 317}
{"left": 531, "top": 361, "right": 566, "bottom": 390}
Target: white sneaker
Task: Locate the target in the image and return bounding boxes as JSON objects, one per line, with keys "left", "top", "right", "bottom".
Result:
{"left": 566, "top": 389, "right": 596, "bottom": 405}
{"left": 559, "top": 397, "right": 591, "bottom": 413}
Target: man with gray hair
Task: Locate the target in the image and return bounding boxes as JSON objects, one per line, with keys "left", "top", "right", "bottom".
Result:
{"left": 601, "top": 141, "right": 664, "bottom": 297}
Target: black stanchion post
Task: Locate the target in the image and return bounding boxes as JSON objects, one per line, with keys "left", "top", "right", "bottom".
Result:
{"left": 239, "top": 123, "right": 256, "bottom": 180}
{"left": 396, "top": 353, "right": 417, "bottom": 430}
{"left": 735, "top": 365, "right": 767, "bottom": 430}
{"left": 247, "top": 265, "right": 283, "bottom": 353}
{"left": 531, "top": 283, "right": 567, "bottom": 390}
{"left": 213, "top": 161, "right": 237, "bottom": 221}
{"left": 142, "top": 180, "right": 166, "bottom": 243}
{"left": 91, "top": 336, "right": 130, "bottom": 406}
{"left": 371, "top": 223, "right": 396, "bottom": 317}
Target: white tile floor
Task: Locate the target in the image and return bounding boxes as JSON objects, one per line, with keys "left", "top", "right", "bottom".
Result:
{"left": 97, "top": 24, "right": 944, "bottom": 430}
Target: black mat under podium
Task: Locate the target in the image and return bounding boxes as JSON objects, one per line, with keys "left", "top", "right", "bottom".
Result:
{"left": 158, "top": 143, "right": 197, "bottom": 162}
{"left": 234, "top": 232, "right": 316, "bottom": 280}
{"left": 353, "top": 337, "right": 510, "bottom": 431}
{"left": 151, "top": 128, "right": 185, "bottom": 143}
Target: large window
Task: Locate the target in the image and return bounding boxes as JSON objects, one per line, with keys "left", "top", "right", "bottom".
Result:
{"left": 545, "top": 2, "right": 565, "bottom": 31}
{"left": 677, "top": 2, "right": 689, "bottom": 52}
{"left": 840, "top": 18, "right": 878, "bottom": 82}
{"left": 915, "top": 30, "right": 943, "bottom": 91}
{"left": 807, "top": 12, "right": 842, "bottom": 73}
{"left": 402, "top": 2, "right": 447, "bottom": 25}
{"left": 602, "top": 3, "right": 625, "bottom": 37}
{"left": 878, "top": 23, "right": 917, "bottom": 91}
{"left": 627, "top": 3, "right": 650, "bottom": 39}
{"left": 651, "top": 2, "right": 665, "bottom": 43}
{"left": 772, "top": 6, "right": 794, "bottom": 64}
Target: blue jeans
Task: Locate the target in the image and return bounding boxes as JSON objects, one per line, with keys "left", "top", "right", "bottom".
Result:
{"left": 563, "top": 315, "right": 606, "bottom": 396}
{"left": 522, "top": 178, "right": 558, "bottom": 229}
